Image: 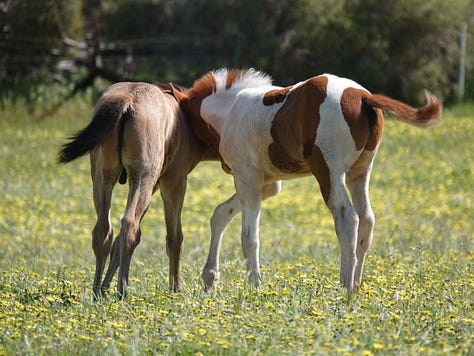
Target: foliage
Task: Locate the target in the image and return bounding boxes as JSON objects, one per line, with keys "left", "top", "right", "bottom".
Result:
{"left": 0, "top": 98, "right": 473, "bottom": 354}
{"left": 0, "top": 0, "right": 82, "bottom": 92}
{"left": 281, "top": 0, "right": 471, "bottom": 103}
{"left": 1, "top": 0, "right": 473, "bottom": 104}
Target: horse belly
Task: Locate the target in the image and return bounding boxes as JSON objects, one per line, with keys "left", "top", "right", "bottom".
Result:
{"left": 221, "top": 125, "right": 312, "bottom": 181}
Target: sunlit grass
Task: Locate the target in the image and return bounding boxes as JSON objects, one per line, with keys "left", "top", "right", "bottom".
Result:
{"left": 0, "top": 98, "right": 472, "bottom": 354}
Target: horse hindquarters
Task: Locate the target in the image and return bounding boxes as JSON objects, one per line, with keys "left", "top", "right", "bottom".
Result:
{"left": 115, "top": 108, "right": 166, "bottom": 298}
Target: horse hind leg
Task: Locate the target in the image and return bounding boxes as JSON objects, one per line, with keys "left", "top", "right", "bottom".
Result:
{"left": 328, "top": 174, "right": 359, "bottom": 292}
{"left": 91, "top": 154, "right": 122, "bottom": 300}
{"left": 346, "top": 152, "right": 376, "bottom": 290}
{"left": 100, "top": 233, "right": 120, "bottom": 295}
{"left": 100, "top": 170, "right": 130, "bottom": 294}
{"left": 159, "top": 176, "right": 187, "bottom": 292}
{"left": 116, "top": 174, "right": 156, "bottom": 299}
{"left": 306, "top": 148, "right": 358, "bottom": 292}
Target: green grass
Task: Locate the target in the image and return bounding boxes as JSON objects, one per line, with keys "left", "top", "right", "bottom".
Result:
{"left": 0, "top": 97, "right": 473, "bottom": 355}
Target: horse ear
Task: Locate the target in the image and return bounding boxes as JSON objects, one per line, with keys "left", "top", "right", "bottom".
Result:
{"left": 170, "top": 83, "right": 188, "bottom": 107}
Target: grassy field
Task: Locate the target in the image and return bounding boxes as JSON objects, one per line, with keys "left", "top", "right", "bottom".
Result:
{"left": 0, "top": 96, "right": 473, "bottom": 355}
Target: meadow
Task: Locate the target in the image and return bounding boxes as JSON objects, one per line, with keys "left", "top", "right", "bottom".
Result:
{"left": 0, "top": 96, "right": 473, "bottom": 355}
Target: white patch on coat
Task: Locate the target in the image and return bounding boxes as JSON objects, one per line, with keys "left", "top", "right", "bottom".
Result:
{"left": 200, "top": 82, "right": 289, "bottom": 175}
{"left": 315, "top": 74, "right": 369, "bottom": 173}
{"left": 200, "top": 69, "right": 275, "bottom": 135}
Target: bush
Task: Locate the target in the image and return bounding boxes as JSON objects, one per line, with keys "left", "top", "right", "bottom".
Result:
{"left": 1, "top": 0, "right": 472, "bottom": 104}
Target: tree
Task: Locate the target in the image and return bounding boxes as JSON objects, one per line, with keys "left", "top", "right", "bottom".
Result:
{"left": 0, "top": 0, "right": 69, "bottom": 90}
{"left": 1, "top": 0, "right": 472, "bottom": 105}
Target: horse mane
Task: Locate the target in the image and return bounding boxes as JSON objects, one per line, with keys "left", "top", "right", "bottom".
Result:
{"left": 186, "top": 72, "right": 217, "bottom": 99}
{"left": 214, "top": 68, "right": 273, "bottom": 91}
{"left": 153, "top": 82, "right": 188, "bottom": 94}
{"left": 187, "top": 68, "right": 273, "bottom": 98}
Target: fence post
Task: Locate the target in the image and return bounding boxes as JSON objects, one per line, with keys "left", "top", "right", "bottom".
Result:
{"left": 458, "top": 22, "right": 467, "bottom": 103}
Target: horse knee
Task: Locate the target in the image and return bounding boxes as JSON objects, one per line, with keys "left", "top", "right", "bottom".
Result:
{"left": 262, "top": 181, "right": 281, "bottom": 199}
{"left": 210, "top": 197, "right": 239, "bottom": 232}
{"left": 210, "top": 206, "right": 227, "bottom": 230}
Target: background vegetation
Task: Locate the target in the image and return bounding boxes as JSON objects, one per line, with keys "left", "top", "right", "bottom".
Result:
{"left": 1, "top": 0, "right": 473, "bottom": 106}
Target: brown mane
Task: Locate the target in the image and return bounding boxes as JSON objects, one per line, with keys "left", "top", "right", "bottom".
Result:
{"left": 187, "top": 72, "right": 217, "bottom": 100}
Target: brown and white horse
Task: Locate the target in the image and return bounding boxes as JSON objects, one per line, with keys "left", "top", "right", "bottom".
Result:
{"left": 171, "top": 68, "right": 441, "bottom": 293}
{"left": 58, "top": 81, "right": 217, "bottom": 299}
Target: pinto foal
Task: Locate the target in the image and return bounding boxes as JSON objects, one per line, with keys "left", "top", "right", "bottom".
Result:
{"left": 172, "top": 69, "right": 441, "bottom": 292}
{"left": 59, "top": 82, "right": 216, "bottom": 299}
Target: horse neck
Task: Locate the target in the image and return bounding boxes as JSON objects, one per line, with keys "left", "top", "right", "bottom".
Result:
{"left": 200, "top": 91, "right": 237, "bottom": 134}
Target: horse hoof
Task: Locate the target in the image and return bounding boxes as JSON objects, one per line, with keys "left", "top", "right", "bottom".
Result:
{"left": 117, "top": 285, "right": 127, "bottom": 300}
{"left": 247, "top": 271, "right": 262, "bottom": 287}
{"left": 93, "top": 286, "right": 106, "bottom": 301}
{"left": 92, "top": 291, "right": 101, "bottom": 302}
{"left": 202, "top": 269, "right": 219, "bottom": 292}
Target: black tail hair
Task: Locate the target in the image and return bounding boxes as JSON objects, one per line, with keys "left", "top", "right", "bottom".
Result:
{"left": 57, "top": 99, "right": 128, "bottom": 163}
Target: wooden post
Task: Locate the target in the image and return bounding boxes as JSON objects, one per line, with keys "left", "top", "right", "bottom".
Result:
{"left": 458, "top": 23, "right": 467, "bottom": 103}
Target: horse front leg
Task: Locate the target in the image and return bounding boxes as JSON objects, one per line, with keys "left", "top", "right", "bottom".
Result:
{"left": 203, "top": 181, "right": 281, "bottom": 291}
{"left": 234, "top": 173, "right": 263, "bottom": 286}
{"left": 203, "top": 194, "right": 241, "bottom": 292}
{"left": 160, "top": 176, "right": 187, "bottom": 292}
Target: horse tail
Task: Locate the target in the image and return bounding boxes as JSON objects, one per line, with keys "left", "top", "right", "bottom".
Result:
{"left": 57, "top": 94, "right": 133, "bottom": 163}
{"left": 363, "top": 90, "right": 442, "bottom": 128}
